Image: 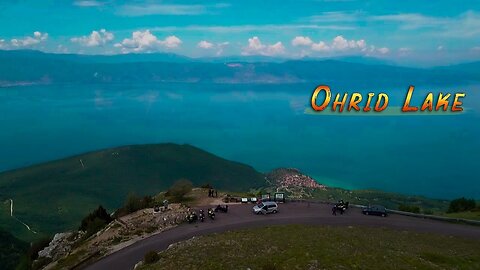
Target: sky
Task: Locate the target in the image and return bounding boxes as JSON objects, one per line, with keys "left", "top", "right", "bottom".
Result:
{"left": 0, "top": 0, "right": 479, "bottom": 65}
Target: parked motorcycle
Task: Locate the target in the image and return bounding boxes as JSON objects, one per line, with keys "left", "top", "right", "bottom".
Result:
{"left": 207, "top": 208, "right": 215, "bottom": 220}
{"left": 186, "top": 210, "right": 198, "bottom": 223}
{"left": 335, "top": 200, "right": 349, "bottom": 215}
{"left": 214, "top": 204, "right": 228, "bottom": 213}
{"left": 199, "top": 209, "right": 205, "bottom": 222}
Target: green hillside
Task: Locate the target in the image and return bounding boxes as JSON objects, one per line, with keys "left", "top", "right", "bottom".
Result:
{"left": 0, "top": 143, "right": 264, "bottom": 241}
{"left": 0, "top": 228, "right": 28, "bottom": 270}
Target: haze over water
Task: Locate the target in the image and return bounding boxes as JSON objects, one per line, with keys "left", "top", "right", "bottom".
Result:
{"left": 1, "top": 83, "right": 479, "bottom": 199}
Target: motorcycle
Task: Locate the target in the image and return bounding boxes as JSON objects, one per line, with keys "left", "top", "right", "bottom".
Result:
{"left": 199, "top": 209, "right": 205, "bottom": 222}
{"left": 335, "top": 200, "right": 349, "bottom": 215}
{"left": 214, "top": 204, "right": 228, "bottom": 213}
{"left": 207, "top": 208, "right": 215, "bottom": 220}
{"left": 186, "top": 211, "right": 198, "bottom": 223}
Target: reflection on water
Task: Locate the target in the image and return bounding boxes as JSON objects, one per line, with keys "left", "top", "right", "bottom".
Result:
{"left": 0, "top": 83, "right": 479, "bottom": 199}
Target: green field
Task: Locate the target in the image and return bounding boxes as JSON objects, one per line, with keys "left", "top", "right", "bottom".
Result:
{"left": 0, "top": 143, "right": 264, "bottom": 241}
{"left": 140, "top": 225, "right": 480, "bottom": 270}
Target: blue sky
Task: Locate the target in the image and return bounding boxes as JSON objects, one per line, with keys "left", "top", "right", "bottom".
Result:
{"left": 0, "top": 0, "right": 479, "bottom": 65}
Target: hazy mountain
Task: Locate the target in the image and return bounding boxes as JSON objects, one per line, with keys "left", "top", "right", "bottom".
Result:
{"left": 1, "top": 50, "right": 479, "bottom": 87}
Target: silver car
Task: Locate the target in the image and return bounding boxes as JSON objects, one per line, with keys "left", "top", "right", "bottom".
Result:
{"left": 253, "top": 201, "right": 278, "bottom": 214}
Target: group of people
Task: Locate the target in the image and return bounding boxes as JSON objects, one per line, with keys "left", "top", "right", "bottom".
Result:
{"left": 208, "top": 188, "right": 218, "bottom": 197}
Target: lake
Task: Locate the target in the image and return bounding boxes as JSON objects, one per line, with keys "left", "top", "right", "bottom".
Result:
{"left": 1, "top": 82, "right": 479, "bottom": 199}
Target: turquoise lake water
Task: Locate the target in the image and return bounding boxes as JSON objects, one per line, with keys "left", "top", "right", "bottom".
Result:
{"left": 1, "top": 83, "right": 479, "bottom": 199}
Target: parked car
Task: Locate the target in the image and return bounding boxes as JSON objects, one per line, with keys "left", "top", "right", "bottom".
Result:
{"left": 362, "top": 205, "right": 387, "bottom": 217}
{"left": 253, "top": 201, "right": 278, "bottom": 215}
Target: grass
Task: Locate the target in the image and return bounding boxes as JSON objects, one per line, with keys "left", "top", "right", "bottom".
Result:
{"left": 139, "top": 225, "right": 480, "bottom": 270}
{"left": 310, "top": 188, "right": 450, "bottom": 214}
{"left": 443, "top": 211, "right": 480, "bottom": 221}
{"left": 0, "top": 143, "right": 264, "bottom": 241}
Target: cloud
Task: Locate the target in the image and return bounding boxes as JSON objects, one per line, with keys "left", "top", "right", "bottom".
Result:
{"left": 148, "top": 24, "right": 354, "bottom": 34}
{"left": 291, "top": 36, "right": 313, "bottom": 46}
{"left": 71, "top": 29, "right": 114, "bottom": 47}
{"left": 371, "top": 11, "right": 480, "bottom": 38}
{"left": 311, "top": 41, "right": 330, "bottom": 52}
{"left": 116, "top": 3, "right": 229, "bottom": 16}
{"left": 309, "top": 35, "right": 367, "bottom": 52}
{"left": 297, "top": 35, "right": 388, "bottom": 56}
{"left": 437, "top": 45, "right": 444, "bottom": 51}
{"left": 114, "top": 30, "right": 181, "bottom": 53}
{"left": 377, "top": 47, "right": 390, "bottom": 54}
{"left": 307, "top": 10, "right": 480, "bottom": 39}
{"left": 0, "top": 39, "right": 5, "bottom": 49}
{"left": 308, "top": 11, "right": 363, "bottom": 23}
{"left": 242, "top": 37, "right": 285, "bottom": 56}
{"left": 10, "top": 31, "right": 48, "bottom": 47}
{"left": 197, "top": 40, "right": 214, "bottom": 49}
{"left": 197, "top": 40, "right": 230, "bottom": 55}
{"left": 371, "top": 13, "right": 448, "bottom": 30}
{"left": 73, "top": 0, "right": 104, "bottom": 7}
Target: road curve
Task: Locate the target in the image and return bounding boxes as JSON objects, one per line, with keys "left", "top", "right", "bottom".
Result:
{"left": 83, "top": 202, "right": 480, "bottom": 270}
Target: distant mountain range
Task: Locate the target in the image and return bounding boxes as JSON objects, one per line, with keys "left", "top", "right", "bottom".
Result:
{"left": 1, "top": 50, "right": 479, "bottom": 86}
{"left": 0, "top": 143, "right": 264, "bottom": 241}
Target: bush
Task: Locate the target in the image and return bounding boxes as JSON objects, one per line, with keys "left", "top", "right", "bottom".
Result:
{"left": 448, "top": 197, "right": 476, "bottom": 213}
{"left": 167, "top": 179, "right": 193, "bottom": 202}
{"left": 116, "top": 193, "right": 155, "bottom": 217}
{"left": 144, "top": 251, "right": 160, "bottom": 264}
{"left": 398, "top": 204, "right": 421, "bottom": 214}
{"left": 79, "top": 206, "right": 113, "bottom": 238}
{"left": 27, "top": 237, "right": 52, "bottom": 261}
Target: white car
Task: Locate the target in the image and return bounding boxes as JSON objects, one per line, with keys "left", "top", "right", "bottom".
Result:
{"left": 253, "top": 201, "right": 278, "bottom": 214}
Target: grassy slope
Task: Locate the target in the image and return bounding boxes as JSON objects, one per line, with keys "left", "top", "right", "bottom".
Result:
{"left": 0, "top": 143, "right": 264, "bottom": 241}
{"left": 0, "top": 228, "right": 28, "bottom": 270}
{"left": 140, "top": 225, "right": 480, "bottom": 270}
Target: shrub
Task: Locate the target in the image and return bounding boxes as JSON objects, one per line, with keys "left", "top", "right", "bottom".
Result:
{"left": 27, "top": 237, "right": 52, "bottom": 261}
{"left": 79, "top": 206, "right": 113, "bottom": 238}
{"left": 167, "top": 179, "right": 193, "bottom": 202}
{"left": 144, "top": 251, "right": 160, "bottom": 264}
{"left": 398, "top": 204, "right": 421, "bottom": 214}
{"left": 448, "top": 197, "right": 476, "bottom": 213}
{"left": 115, "top": 194, "right": 155, "bottom": 217}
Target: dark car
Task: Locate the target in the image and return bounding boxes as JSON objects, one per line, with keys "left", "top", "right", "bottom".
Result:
{"left": 362, "top": 205, "right": 387, "bottom": 217}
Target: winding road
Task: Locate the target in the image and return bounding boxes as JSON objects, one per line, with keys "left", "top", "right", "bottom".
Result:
{"left": 84, "top": 202, "right": 480, "bottom": 270}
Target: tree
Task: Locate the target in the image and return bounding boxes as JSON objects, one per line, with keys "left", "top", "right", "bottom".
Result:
{"left": 124, "top": 193, "right": 142, "bottom": 214}
{"left": 448, "top": 197, "right": 476, "bottom": 213}
{"left": 79, "top": 205, "right": 112, "bottom": 238}
{"left": 167, "top": 179, "right": 193, "bottom": 202}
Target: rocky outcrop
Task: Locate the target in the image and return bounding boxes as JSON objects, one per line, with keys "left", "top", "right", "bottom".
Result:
{"left": 37, "top": 231, "right": 81, "bottom": 261}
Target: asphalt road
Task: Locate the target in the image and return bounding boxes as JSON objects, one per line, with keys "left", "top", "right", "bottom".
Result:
{"left": 83, "top": 202, "right": 480, "bottom": 270}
